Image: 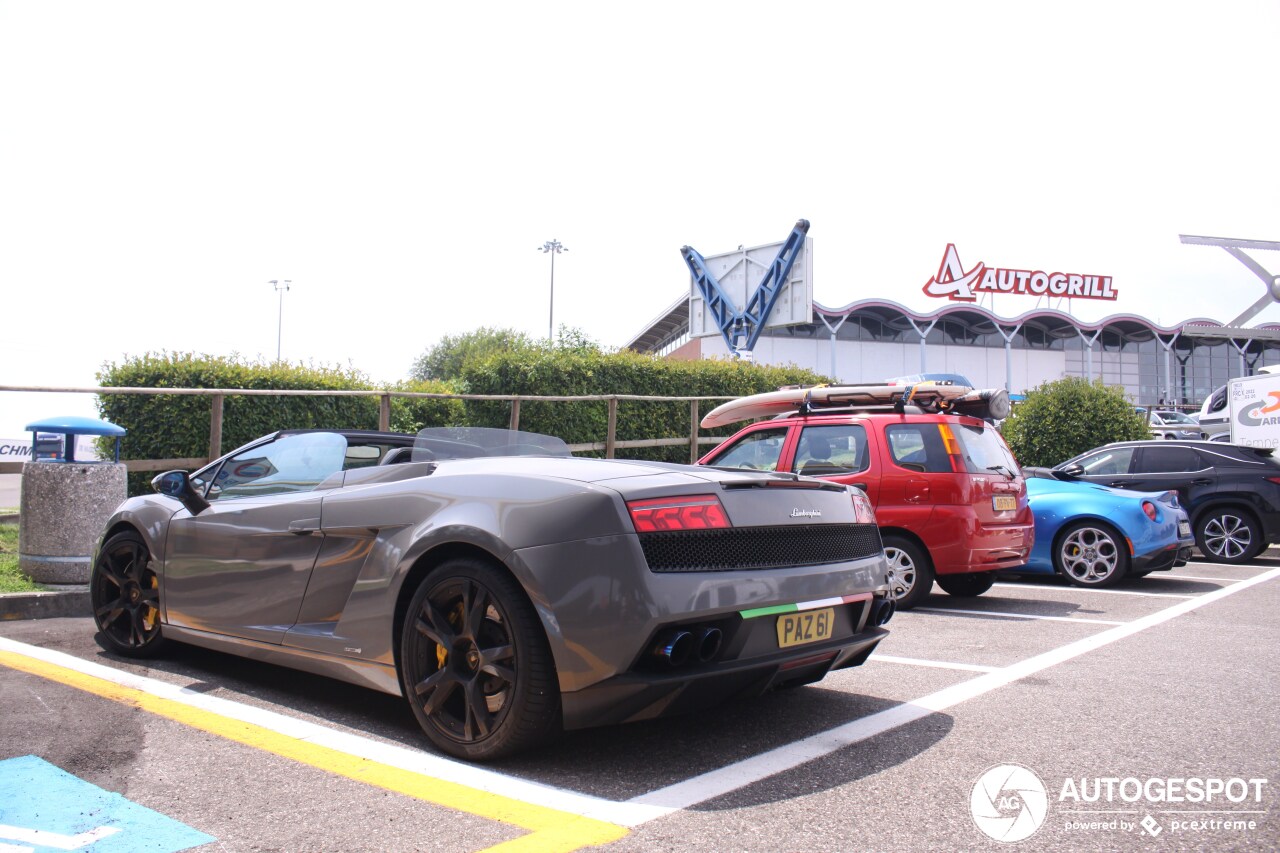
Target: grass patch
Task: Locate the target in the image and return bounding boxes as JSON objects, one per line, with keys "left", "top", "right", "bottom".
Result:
{"left": 0, "top": 523, "right": 44, "bottom": 593}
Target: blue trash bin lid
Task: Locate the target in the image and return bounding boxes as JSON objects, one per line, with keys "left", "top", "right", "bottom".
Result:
{"left": 25, "top": 416, "right": 126, "bottom": 437}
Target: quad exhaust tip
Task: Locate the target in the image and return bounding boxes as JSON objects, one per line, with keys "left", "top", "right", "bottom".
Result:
{"left": 652, "top": 630, "right": 693, "bottom": 667}
{"left": 871, "top": 597, "right": 895, "bottom": 627}
{"left": 694, "top": 626, "right": 722, "bottom": 662}
{"left": 652, "top": 625, "right": 723, "bottom": 667}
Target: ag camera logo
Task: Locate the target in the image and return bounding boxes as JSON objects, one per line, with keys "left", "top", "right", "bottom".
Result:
{"left": 971, "top": 764, "right": 1049, "bottom": 842}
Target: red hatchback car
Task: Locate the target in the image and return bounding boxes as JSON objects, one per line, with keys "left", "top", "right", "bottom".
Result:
{"left": 699, "top": 386, "right": 1034, "bottom": 609}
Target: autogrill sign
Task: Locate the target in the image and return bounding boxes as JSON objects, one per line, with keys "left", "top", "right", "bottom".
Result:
{"left": 923, "top": 243, "right": 1117, "bottom": 302}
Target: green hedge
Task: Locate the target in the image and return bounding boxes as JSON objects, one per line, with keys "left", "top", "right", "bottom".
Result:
{"left": 96, "top": 350, "right": 829, "bottom": 495}
{"left": 1002, "top": 377, "right": 1150, "bottom": 468}
{"left": 460, "top": 349, "right": 828, "bottom": 461}
{"left": 97, "top": 353, "right": 460, "bottom": 494}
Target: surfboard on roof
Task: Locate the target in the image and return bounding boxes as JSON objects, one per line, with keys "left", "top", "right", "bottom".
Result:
{"left": 701, "top": 382, "right": 1013, "bottom": 429}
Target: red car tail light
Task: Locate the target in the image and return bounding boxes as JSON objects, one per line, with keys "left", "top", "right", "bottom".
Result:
{"left": 627, "top": 495, "right": 731, "bottom": 532}
{"left": 936, "top": 423, "right": 966, "bottom": 474}
{"left": 1267, "top": 477, "right": 1280, "bottom": 486}
{"left": 1141, "top": 500, "right": 1158, "bottom": 521}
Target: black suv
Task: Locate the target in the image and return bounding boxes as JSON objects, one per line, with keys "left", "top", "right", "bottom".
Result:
{"left": 1054, "top": 440, "right": 1280, "bottom": 564}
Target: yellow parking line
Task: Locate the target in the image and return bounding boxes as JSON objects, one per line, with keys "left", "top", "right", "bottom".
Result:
{"left": 0, "top": 649, "right": 628, "bottom": 853}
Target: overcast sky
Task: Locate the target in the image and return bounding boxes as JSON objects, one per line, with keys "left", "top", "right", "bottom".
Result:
{"left": 2, "top": 1, "right": 1278, "bottom": 437}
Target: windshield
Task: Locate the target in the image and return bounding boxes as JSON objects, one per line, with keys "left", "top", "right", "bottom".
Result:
{"left": 1154, "top": 411, "right": 1196, "bottom": 425}
{"left": 412, "top": 427, "right": 571, "bottom": 461}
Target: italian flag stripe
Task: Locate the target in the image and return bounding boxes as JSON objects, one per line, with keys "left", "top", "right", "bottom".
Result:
{"left": 740, "top": 594, "right": 861, "bottom": 620}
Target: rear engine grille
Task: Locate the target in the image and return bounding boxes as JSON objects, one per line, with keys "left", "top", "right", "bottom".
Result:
{"left": 640, "top": 523, "right": 882, "bottom": 573}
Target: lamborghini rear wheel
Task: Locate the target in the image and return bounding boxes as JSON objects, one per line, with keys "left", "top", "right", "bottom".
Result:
{"left": 400, "top": 558, "right": 560, "bottom": 761}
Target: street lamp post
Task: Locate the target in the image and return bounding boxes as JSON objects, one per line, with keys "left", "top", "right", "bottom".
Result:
{"left": 538, "top": 240, "right": 567, "bottom": 341}
{"left": 270, "top": 279, "right": 291, "bottom": 361}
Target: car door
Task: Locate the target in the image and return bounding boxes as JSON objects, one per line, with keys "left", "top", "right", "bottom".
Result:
{"left": 790, "top": 422, "right": 880, "bottom": 505}
{"left": 875, "top": 421, "right": 952, "bottom": 529}
{"left": 1065, "top": 445, "right": 1140, "bottom": 487}
{"left": 1127, "top": 445, "right": 1210, "bottom": 509}
{"left": 1070, "top": 444, "right": 1205, "bottom": 504}
{"left": 700, "top": 425, "right": 791, "bottom": 473}
{"left": 162, "top": 432, "right": 349, "bottom": 644}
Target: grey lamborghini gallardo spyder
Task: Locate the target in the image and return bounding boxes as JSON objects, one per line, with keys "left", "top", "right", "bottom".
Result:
{"left": 91, "top": 427, "right": 894, "bottom": 760}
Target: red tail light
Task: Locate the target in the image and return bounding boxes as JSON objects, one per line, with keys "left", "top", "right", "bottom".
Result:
{"left": 936, "top": 423, "right": 966, "bottom": 474}
{"left": 627, "top": 495, "right": 731, "bottom": 532}
{"left": 1267, "top": 477, "right": 1280, "bottom": 485}
{"left": 1141, "top": 500, "right": 1158, "bottom": 521}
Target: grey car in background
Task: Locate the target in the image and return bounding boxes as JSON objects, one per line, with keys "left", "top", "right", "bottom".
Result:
{"left": 1147, "top": 409, "right": 1205, "bottom": 440}
{"left": 91, "top": 427, "right": 893, "bottom": 760}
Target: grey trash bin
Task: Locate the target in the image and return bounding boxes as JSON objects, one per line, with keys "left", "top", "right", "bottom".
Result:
{"left": 18, "top": 416, "right": 127, "bottom": 585}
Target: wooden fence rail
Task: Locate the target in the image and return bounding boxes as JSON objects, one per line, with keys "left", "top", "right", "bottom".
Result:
{"left": 0, "top": 385, "right": 735, "bottom": 474}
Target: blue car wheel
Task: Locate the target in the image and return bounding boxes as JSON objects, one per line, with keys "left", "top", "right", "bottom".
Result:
{"left": 1054, "top": 522, "right": 1129, "bottom": 587}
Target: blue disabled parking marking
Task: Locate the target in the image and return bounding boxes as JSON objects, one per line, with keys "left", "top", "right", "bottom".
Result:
{"left": 0, "top": 756, "right": 214, "bottom": 852}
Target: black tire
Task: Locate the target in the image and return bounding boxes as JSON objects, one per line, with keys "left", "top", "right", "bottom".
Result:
{"left": 400, "top": 558, "right": 560, "bottom": 761}
{"left": 90, "top": 530, "right": 166, "bottom": 658}
{"left": 935, "top": 571, "right": 996, "bottom": 597}
{"left": 881, "top": 535, "right": 934, "bottom": 611}
{"left": 1194, "top": 507, "right": 1264, "bottom": 564}
{"left": 1053, "top": 521, "right": 1130, "bottom": 587}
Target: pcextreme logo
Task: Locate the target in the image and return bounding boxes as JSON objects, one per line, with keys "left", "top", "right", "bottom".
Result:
{"left": 970, "top": 764, "right": 1270, "bottom": 844}
{"left": 922, "top": 244, "right": 1117, "bottom": 303}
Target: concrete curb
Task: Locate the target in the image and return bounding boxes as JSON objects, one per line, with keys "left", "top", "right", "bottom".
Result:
{"left": 0, "top": 587, "right": 90, "bottom": 621}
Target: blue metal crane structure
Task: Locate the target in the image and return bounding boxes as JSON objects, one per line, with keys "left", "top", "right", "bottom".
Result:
{"left": 680, "top": 218, "right": 810, "bottom": 358}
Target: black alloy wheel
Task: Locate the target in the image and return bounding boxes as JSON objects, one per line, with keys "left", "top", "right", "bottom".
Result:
{"left": 1194, "top": 508, "right": 1264, "bottom": 565}
{"left": 881, "top": 535, "right": 935, "bottom": 610}
{"left": 400, "top": 558, "right": 560, "bottom": 761}
{"left": 935, "top": 571, "right": 996, "bottom": 597}
{"left": 90, "top": 531, "right": 166, "bottom": 657}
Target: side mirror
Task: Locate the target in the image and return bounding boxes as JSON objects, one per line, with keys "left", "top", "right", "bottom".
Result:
{"left": 151, "top": 470, "right": 211, "bottom": 515}
{"left": 1057, "top": 463, "right": 1085, "bottom": 479}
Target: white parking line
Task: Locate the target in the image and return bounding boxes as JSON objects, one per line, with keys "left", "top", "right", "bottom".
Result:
{"left": 628, "top": 566, "right": 1280, "bottom": 815}
{"left": 993, "top": 583, "right": 1194, "bottom": 599}
{"left": 870, "top": 654, "right": 998, "bottom": 673}
{"left": 6, "top": 565, "right": 1278, "bottom": 831}
{"left": 914, "top": 607, "right": 1125, "bottom": 625}
{"left": 0, "top": 636, "right": 669, "bottom": 828}
{"left": 1165, "top": 575, "right": 1245, "bottom": 583}
{"left": 1179, "top": 562, "right": 1268, "bottom": 572}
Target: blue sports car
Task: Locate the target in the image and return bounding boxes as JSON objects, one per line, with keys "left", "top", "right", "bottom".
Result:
{"left": 1019, "top": 469, "right": 1194, "bottom": 587}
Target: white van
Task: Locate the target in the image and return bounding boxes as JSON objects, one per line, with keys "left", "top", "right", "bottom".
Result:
{"left": 1196, "top": 385, "right": 1230, "bottom": 439}
{"left": 1198, "top": 367, "right": 1280, "bottom": 440}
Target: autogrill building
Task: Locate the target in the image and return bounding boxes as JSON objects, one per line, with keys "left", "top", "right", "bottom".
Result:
{"left": 625, "top": 233, "right": 1280, "bottom": 409}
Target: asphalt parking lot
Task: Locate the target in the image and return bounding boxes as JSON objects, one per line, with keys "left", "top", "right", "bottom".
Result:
{"left": 2, "top": 556, "right": 1277, "bottom": 852}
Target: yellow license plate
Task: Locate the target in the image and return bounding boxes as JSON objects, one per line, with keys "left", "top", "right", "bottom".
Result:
{"left": 776, "top": 607, "right": 835, "bottom": 649}
{"left": 992, "top": 495, "right": 1017, "bottom": 511}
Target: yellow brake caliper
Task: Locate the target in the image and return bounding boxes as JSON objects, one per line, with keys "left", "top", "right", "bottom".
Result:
{"left": 435, "top": 602, "right": 464, "bottom": 669}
